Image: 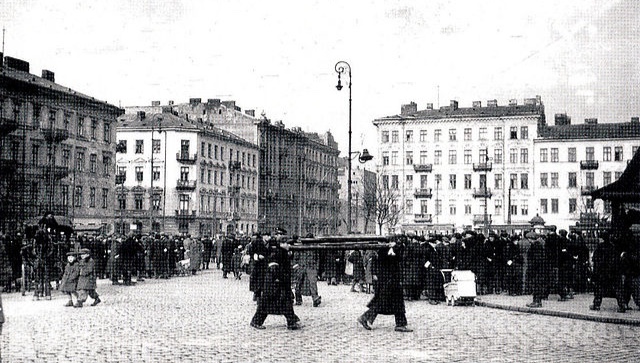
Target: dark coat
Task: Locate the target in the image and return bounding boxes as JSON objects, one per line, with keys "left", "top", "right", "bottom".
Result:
{"left": 592, "top": 239, "right": 622, "bottom": 285}
{"left": 256, "top": 247, "right": 295, "bottom": 315}
{"left": 248, "top": 241, "right": 269, "bottom": 293}
{"left": 221, "top": 238, "right": 236, "bottom": 272}
{"left": 60, "top": 262, "right": 80, "bottom": 293}
{"left": 348, "top": 250, "right": 365, "bottom": 282}
{"left": 367, "top": 245, "right": 405, "bottom": 315}
{"left": 527, "top": 239, "right": 546, "bottom": 297}
{"left": 402, "top": 242, "right": 425, "bottom": 287}
{"left": 77, "top": 258, "right": 97, "bottom": 290}
{"left": 202, "top": 238, "right": 213, "bottom": 262}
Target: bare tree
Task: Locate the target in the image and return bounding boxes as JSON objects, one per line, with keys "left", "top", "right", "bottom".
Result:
{"left": 372, "top": 173, "right": 402, "bottom": 235}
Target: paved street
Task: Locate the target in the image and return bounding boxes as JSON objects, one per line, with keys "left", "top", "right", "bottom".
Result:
{"left": 2, "top": 269, "right": 640, "bottom": 362}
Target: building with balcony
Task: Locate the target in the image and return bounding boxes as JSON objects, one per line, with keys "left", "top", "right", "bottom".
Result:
{"left": 0, "top": 53, "right": 122, "bottom": 234}
{"left": 116, "top": 109, "right": 259, "bottom": 236}
{"left": 337, "top": 159, "right": 377, "bottom": 235}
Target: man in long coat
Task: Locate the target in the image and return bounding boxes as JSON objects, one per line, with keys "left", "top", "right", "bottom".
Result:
{"left": 526, "top": 233, "right": 547, "bottom": 308}
{"left": 221, "top": 235, "right": 236, "bottom": 278}
{"left": 358, "top": 237, "right": 413, "bottom": 332}
{"left": 201, "top": 237, "right": 213, "bottom": 270}
{"left": 248, "top": 234, "right": 269, "bottom": 301}
{"left": 184, "top": 236, "right": 202, "bottom": 275}
{"left": 590, "top": 230, "right": 626, "bottom": 312}
{"left": 293, "top": 240, "right": 322, "bottom": 307}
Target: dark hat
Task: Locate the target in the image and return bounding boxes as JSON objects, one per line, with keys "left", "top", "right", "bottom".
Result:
{"left": 79, "top": 248, "right": 91, "bottom": 254}
{"left": 275, "top": 227, "right": 287, "bottom": 235}
{"left": 525, "top": 231, "right": 539, "bottom": 239}
{"left": 66, "top": 251, "right": 78, "bottom": 256}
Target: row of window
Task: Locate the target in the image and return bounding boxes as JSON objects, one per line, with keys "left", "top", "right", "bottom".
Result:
{"left": 116, "top": 193, "right": 257, "bottom": 215}
{"left": 382, "top": 148, "right": 526, "bottom": 166}
{"left": 381, "top": 126, "right": 529, "bottom": 143}
{"left": 56, "top": 185, "right": 109, "bottom": 209}
{"left": 540, "top": 146, "right": 638, "bottom": 163}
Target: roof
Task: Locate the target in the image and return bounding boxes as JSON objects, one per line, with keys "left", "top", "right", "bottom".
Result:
{"left": 374, "top": 103, "right": 544, "bottom": 123}
{"left": 540, "top": 122, "right": 640, "bottom": 140}
{"left": 592, "top": 147, "right": 640, "bottom": 202}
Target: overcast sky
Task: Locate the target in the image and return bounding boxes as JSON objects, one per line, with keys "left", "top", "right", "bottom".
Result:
{"left": 2, "top": 0, "right": 639, "bottom": 159}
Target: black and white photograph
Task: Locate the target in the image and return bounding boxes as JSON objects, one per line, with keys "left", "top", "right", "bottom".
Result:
{"left": 1, "top": 0, "right": 640, "bottom": 362}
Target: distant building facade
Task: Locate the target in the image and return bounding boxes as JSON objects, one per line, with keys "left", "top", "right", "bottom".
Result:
{"left": 337, "top": 158, "right": 377, "bottom": 234}
{"left": 116, "top": 109, "right": 259, "bottom": 236}
{"left": 0, "top": 54, "right": 123, "bottom": 234}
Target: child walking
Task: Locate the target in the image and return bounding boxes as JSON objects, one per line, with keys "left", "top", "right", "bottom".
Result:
{"left": 76, "top": 248, "right": 101, "bottom": 308}
{"left": 60, "top": 251, "right": 80, "bottom": 307}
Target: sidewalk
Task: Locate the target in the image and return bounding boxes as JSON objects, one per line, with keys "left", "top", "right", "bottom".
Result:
{"left": 476, "top": 293, "right": 640, "bottom": 326}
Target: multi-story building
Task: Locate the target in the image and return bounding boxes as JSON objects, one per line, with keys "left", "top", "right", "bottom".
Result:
{"left": 130, "top": 99, "right": 341, "bottom": 236}
{"left": 116, "top": 109, "right": 259, "bottom": 236}
{"left": 337, "top": 158, "right": 377, "bottom": 234}
{"left": 373, "top": 96, "right": 640, "bottom": 233}
{"left": 0, "top": 54, "right": 122, "bottom": 234}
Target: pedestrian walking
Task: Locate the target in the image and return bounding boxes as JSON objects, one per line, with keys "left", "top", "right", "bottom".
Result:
{"left": 60, "top": 251, "right": 80, "bottom": 307}
{"left": 357, "top": 237, "right": 413, "bottom": 332}
{"left": 293, "top": 236, "right": 322, "bottom": 307}
{"left": 526, "top": 232, "right": 547, "bottom": 308}
{"left": 348, "top": 249, "right": 365, "bottom": 293}
{"left": 202, "top": 237, "right": 213, "bottom": 270}
{"left": 184, "top": 235, "right": 202, "bottom": 275}
{"left": 248, "top": 233, "right": 269, "bottom": 302}
{"left": 590, "top": 230, "right": 626, "bottom": 312}
{"left": 76, "top": 248, "right": 101, "bottom": 308}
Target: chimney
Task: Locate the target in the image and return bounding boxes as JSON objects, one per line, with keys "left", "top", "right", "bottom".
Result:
{"left": 168, "top": 100, "right": 174, "bottom": 106}
{"left": 425, "top": 103, "right": 433, "bottom": 110}
{"left": 4, "top": 56, "right": 30, "bottom": 72}
{"left": 509, "top": 99, "right": 518, "bottom": 106}
{"left": 632, "top": 117, "right": 639, "bottom": 124}
{"left": 472, "top": 101, "right": 481, "bottom": 108}
{"left": 207, "top": 98, "right": 221, "bottom": 107}
{"left": 245, "top": 109, "right": 255, "bottom": 117}
{"left": 585, "top": 118, "right": 598, "bottom": 125}
{"left": 189, "top": 98, "right": 201, "bottom": 105}
{"left": 450, "top": 100, "right": 458, "bottom": 110}
{"left": 137, "top": 111, "right": 146, "bottom": 120}
{"left": 487, "top": 99, "right": 498, "bottom": 107}
{"left": 524, "top": 98, "right": 537, "bottom": 106}
{"left": 151, "top": 101, "right": 161, "bottom": 106}
{"left": 221, "top": 100, "right": 236, "bottom": 110}
{"left": 400, "top": 102, "right": 418, "bottom": 116}
{"left": 554, "top": 113, "right": 571, "bottom": 126}
{"left": 161, "top": 106, "right": 172, "bottom": 114}
{"left": 41, "top": 70, "right": 55, "bottom": 82}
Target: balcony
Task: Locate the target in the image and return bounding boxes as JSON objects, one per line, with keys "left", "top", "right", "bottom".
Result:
{"left": 413, "top": 164, "right": 433, "bottom": 173}
{"left": 473, "top": 214, "right": 492, "bottom": 225}
{"left": 0, "top": 115, "right": 18, "bottom": 135}
{"left": 473, "top": 162, "right": 493, "bottom": 172}
{"left": 414, "top": 214, "right": 433, "bottom": 223}
{"left": 41, "top": 128, "right": 70, "bottom": 143}
{"left": 174, "top": 209, "right": 196, "bottom": 220}
{"left": 176, "top": 152, "right": 197, "bottom": 164}
{"left": 414, "top": 188, "right": 433, "bottom": 198}
{"left": 472, "top": 188, "right": 492, "bottom": 198}
{"left": 227, "top": 185, "right": 241, "bottom": 194}
{"left": 176, "top": 179, "right": 197, "bottom": 190}
{"left": 115, "top": 174, "right": 126, "bottom": 185}
{"left": 229, "top": 160, "right": 242, "bottom": 171}
{"left": 580, "top": 160, "right": 599, "bottom": 170}
{"left": 581, "top": 185, "right": 598, "bottom": 196}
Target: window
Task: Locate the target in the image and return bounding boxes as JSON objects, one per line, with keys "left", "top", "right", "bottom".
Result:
{"left": 479, "top": 174, "right": 487, "bottom": 189}
{"left": 391, "top": 151, "right": 398, "bottom": 165}
{"left": 449, "top": 200, "right": 457, "bottom": 215}
{"left": 510, "top": 203, "right": 518, "bottom": 216}
{"left": 134, "top": 194, "right": 143, "bottom": 210}
{"left": 118, "top": 166, "right": 126, "bottom": 180}
{"left": 215, "top": 145, "right": 219, "bottom": 159}
{"left": 180, "top": 167, "right": 189, "bottom": 181}
{"left": 391, "top": 175, "right": 399, "bottom": 189}
{"left": 568, "top": 147, "right": 576, "bottom": 162}
{"left": 448, "top": 150, "right": 457, "bottom": 164}
{"left": 434, "top": 150, "right": 442, "bottom": 165}
{"left": 89, "top": 187, "right": 96, "bottom": 208}
{"left": 31, "top": 144, "right": 39, "bottom": 165}
{"left": 391, "top": 131, "right": 399, "bottom": 143}
{"left": 540, "top": 173, "right": 548, "bottom": 187}
{"left": 586, "top": 172, "right": 594, "bottom": 186}
{"left": 520, "top": 173, "right": 528, "bottom": 189}
{"left": 586, "top": 147, "right": 595, "bottom": 161}
{"left": 464, "top": 149, "right": 472, "bottom": 164}
{"left": 435, "top": 174, "right": 442, "bottom": 189}
{"left": 520, "top": 148, "right": 528, "bottom": 163}
{"left": 464, "top": 174, "right": 472, "bottom": 189}
{"left": 603, "top": 172, "right": 611, "bottom": 186}
{"left": 540, "top": 199, "right": 548, "bottom": 214}
{"left": 464, "top": 128, "right": 472, "bottom": 141}
{"left": 510, "top": 148, "right": 517, "bottom": 164}
{"left": 494, "top": 127, "right": 503, "bottom": 140}
{"left": 135, "top": 140, "right": 143, "bottom": 154}
{"left": 207, "top": 170, "right": 212, "bottom": 184}
{"left": 449, "top": 174, "right": 457, "bottom": 189}
{"left": 586, "top": 197, "right": 594, "bottom": 209}
{"left": 419, "top": 151, "right": 427, "bottom": 164}
{"left": 510, "top": 126, "right": 517, "bottom": 139}
{"left": 103, "top": 123, "right": 111, "bottom": 142}
{"left": 550, "top": 148, "right": 559, "bottom": 162}
{"left": 62, "top": 185, "right": 69, "bottom": 208}
{"left": 521, "top": 200, "right": 529, "bottom": 215}
{"left": 382, "top": 175, "right": 389, "bottom": 190}
{"left": 201, "top": 142, "right": 206, "bottom": 156}
{"left": 153, "top": 166, "right": 160, "bottom": 181}
{"left": 62, "top": 149, "right": 70, "bottom": 167}
{"left": 420, "top": 200, "right": 429, "bottom": 214}
{"left": 405, "top": 151, "right": 413, "bottom": 165}
{"left": 135, "top": 166, "right": 143, "bottom": 182}
{"left": 479, "top": 127, "right": 487, "bottom": 140}
{"left": 74, "top": 186, "right": 83, "bottom": 207}
{"left": 101, "top": 189, "right": 108, "bottom": 209}
{"left": 510, "top": 174, "right": 518, "bottom": 189}
{"left": 520, "top": 126, "right": 528, "bottom": 139}
{"left": 615, "top": 171, "right": 622, "bottom": 180}
{"left": 382, "top": 152, "right": 389, "bottom": 166}
{"left": 550, "top": 172, "right": 559, "bottom": 188}
{"left": 449, "top": 129, "right": 457, "bottom": 141}
{"left": 118, "top": 194, "right": 126, "bottom": 210}
{"left": 209, "top": 144, "right": 213, "bottom": 159}
{"left": 494, "top": 148, "right": 503, "bottom": 164}
{"left": 495, "top": 199, "right": 503, "bottom": 216}
{"left": 406, "top": 175, "right": 413, "bottom": 189}
{"left": 90, "top": 154, "right": 97, "bottom": 173}
{"left": 76, "top": 151, "right": 85, "bottom": 172}
{"left": 78, "top": 116, "right": 85, "bottom": 137}
{"left": 152, "top": 139, "right": 161, "bottom": 154}
{"left": 615, "top": 146, "right": 623, "bottom": 161}
{"left": 603, "top": 147, "right": 611, "bottom": 161}
{"left": 540, "top": 148, "right": 548, "bottom": 162}
{"left": 419, "top": 130, "right": 427, "bottom": 142}
{"left": 420, "top": 175, "right": 428, "bottom": 188}
{"left": 495, "top": 174, "right": 503, "bottom": 190}
{"left": 91, "top": 119, "right": 97, "bottom": 139}
{"left": 200, "top": 169, "right": 206, "bottom": 183}
{"left": 179, "top": 194, "right": 190, "bottom": 211}
{"left": 551, "top": 199, "right": 559, "bottom": 214}
{"left": 103, "top": 156, "right": 111, "bottom": 176}
{"left": 464, "top": 202, "right": 472, "bottom": 215}
{"left": 568, "top": 172, "right": 577, "bottom": 188}
{"left": 569, "top": 199, "right": 577, "bottom": 213}
{"left": 382, "top": 131, "right": 389, "bottom": 143}
{"left": 406, "top": 199, "right": 413, "bottom": 213}
{"left": 434, "top": 129, "right": 441, "bottom": 142}
{"left": 435, "top": 199, "right": 442, "bottom": 215}
{"left": 406, "top": 130, "right": 413, "bottom": 143}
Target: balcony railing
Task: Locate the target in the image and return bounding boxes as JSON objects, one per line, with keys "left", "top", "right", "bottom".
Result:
{"left": 229, "top": 160, "right": 242, "bottom": 171}
{"left": 176, "top": 153, "right": 197, "bottom": 164}
{"left": 413, "top": 164, "right": 433, "bottom": 173}
{"left": 41, "top": 128, "right": 70, "bottom": 143}
{"left": 414, "top": 188, "right": 433, "bottom": 198}
{"left": 580, "top": 160, "right": 599, "bottom": 170}
{"left": 115, "top": 174, "right": 126, "bottom": 185}
{"left": 227, "top": 185, "right": 241, "bottom": 194}
{"left": 472, "top": 188, "right": 492, "bottom": 198}
{"left": 174, "top": 209, "right": 196, "bottom": 220}
{"left": 581, "top": 185, "right": 598, "bottom": 196}
{"left": 176, "top": 179, "right": 197, "bottom": 190}
{"left": 414, "top": 214, "right": 433, "bottom": 223}
{"left": 473, "top": 214, "right": 492, "bottom": 224}
{"left": 473, "top": 162, "right": 493, "bottom": 172}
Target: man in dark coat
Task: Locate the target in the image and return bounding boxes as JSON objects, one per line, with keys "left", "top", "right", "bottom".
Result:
{"left": 292, "top": 237, "right": 322, "bottom": 307}
{"left": 504, "top": 236, "right": 524, "bottom": 296}
{"left": 250, "top": 236, "right": 301, "bottom": 330}
{"left": 221, "top": 235, "right": 236, "bottom": 278}
{"left": 590, "top": 230, "right": 626, "bottom": 312}
{"left": 402, "top": 237, "right": 425, "bottom": 301}
{"left": 358, "top": 237, "right": 413, "bottom": 332}
{"left": 119, "top": 235, "right": 139, "bottom": 285}
{"left": 423, "top": 237, "right": 444, "bottom": 304}
{"left": 248, "top": 234, "right": 269, "bottom": 301}
{"left": 201, "top": 237, "right": 213, "bottom": 270}
{"left": 557, "top": 229, "right": 573, "bottom": 301}
{"left": 526, "top": 233, "right": 547, "bottom": 308}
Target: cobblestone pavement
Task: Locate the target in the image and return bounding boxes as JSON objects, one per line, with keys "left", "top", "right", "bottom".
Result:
{"left": 2, "top": 269, "right": 640, "bottom": 362}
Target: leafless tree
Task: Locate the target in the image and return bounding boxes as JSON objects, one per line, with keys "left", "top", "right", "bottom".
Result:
{"left": 370, "top": 172, "right": 402, "bottom": 235}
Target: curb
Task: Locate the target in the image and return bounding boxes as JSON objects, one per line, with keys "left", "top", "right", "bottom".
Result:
{"left": 476, "top": 300, "right": 640, "bottom": 326}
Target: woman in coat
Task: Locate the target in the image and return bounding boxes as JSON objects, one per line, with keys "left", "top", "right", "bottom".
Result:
{"left": 358, "top": 237, "right": 413, "bottom": 332}
{"left": 60, "top": 252, "right": 80, "bottom": 307}
{"left": 184, "top": 236, "right": 202, "bottom": 275}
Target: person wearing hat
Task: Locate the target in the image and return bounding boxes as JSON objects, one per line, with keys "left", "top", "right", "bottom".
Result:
{"left": 221, "top": 234, "right": 237, "bottom": 279}
{"left": 526, "top": 234, "right": 547, "bottom": 308}
{"left": 60, "top": 251, "right": 80, "bottom": 307}
{"left": 76, "top": 248, "right": 101, "bottom": 308}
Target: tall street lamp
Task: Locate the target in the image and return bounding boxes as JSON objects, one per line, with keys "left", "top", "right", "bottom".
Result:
{"left": 335, "top": 61, "right": 372, "bottom": 234}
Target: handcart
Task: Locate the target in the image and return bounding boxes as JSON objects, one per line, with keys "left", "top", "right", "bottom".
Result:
{"left": 441, "top": 269, "right": 476, "bottom": 306}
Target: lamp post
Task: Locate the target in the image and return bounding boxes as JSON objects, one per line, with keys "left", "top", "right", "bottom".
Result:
{"left": 335, "top": 61, "right": 373, "bottom": 234}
